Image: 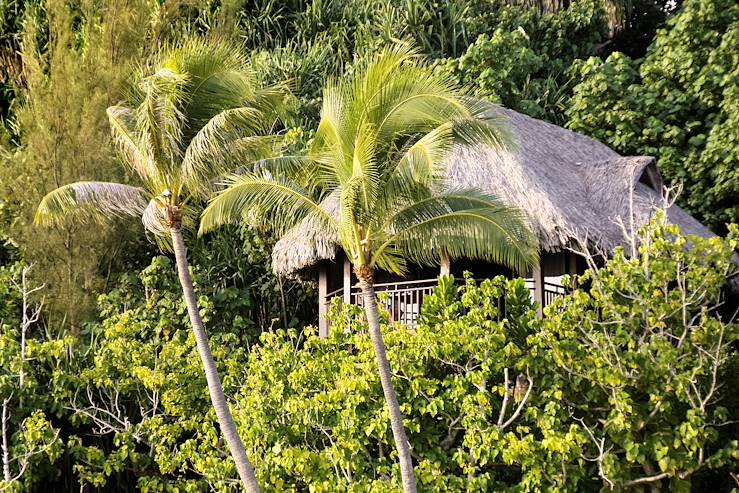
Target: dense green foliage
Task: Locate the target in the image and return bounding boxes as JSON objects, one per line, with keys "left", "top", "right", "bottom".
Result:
{"left": 530, "top": 220, "right": 739, "bottom": 491}
{"left": 1, "top": 219, "right": 737, "bottom": 491}
{"left": 5, "top": 0, "right": 733, "bottom": 330}
{"left": 1, "top": 0, "right": 165, "bottom": 328}
{"left": 0, "top": 229, "right": 312, "bottom": 491}
{"left": 202, "top": 43, "right": 541, "bottom": 492}
{"left": 437, "top": 0, "right": 607, "bottom": 124}
{"left": 1, "top": 0, "right": 739, "bottom": 490}
{"left": 567, "top": 0, "right": 739, "bottom": 230}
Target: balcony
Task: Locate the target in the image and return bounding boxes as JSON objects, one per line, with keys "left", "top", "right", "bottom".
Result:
{"left": 325, "top": 277, "right": 568, "bottom": 328}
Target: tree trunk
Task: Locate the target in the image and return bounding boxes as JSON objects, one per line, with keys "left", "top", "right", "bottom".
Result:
{"left": 170, "top": 227, "right": 261, "bottom": 493}
{"left": 2, "top": 398, "right": 10, "bottom": 483}
{"left": 358, "top": 277, "right": 417, "bottom": 493}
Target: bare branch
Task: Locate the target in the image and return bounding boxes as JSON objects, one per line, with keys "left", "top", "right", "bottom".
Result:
{"left": 500, "top": 372, "right": 533, "bottom": 431}
{"left": 578, "top": 419, "right": 615, "bottom": 490}
{"left": 2, "top": 399, "right": 9, "bottom": 484}
{"left": 12, "top": 264, "right": 44, "bottom": 391}
{"left": 620, "top": 472, "right": 670, "bottom": 488}
{"left": 0, "top": 402, "right": 60, "bottom": 492}
{"left": 440, "top": 415, "right": 463, "bottom": 450}
{"left": 497, "top": 368, "right": 510, "bottom": 427}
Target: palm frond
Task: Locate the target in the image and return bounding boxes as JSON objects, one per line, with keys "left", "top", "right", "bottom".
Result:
{"left": 141, "top": 198, "right": 169, "bottom": 236}
{"left": 382, "top": 124, "right": 455, "bottom": 200}
{"left": 356, "top": 46, "right": 467, "bottom": 136}
{"left": 373, "top": 190, "right": 538, "bottom": 274}
{"left": 375, "top": 84, "right": 470, "bottom": 140}
{"left": 197, "top": 154, "right": 313, "bottom": 200}
{"left": 312, "top": 82, "right": 351, "bottom": 186}
{"left": 251, "top": 81, "right": 295, "bottom": 125}
{"left": 137, "top": 66, "right": 189, "bottom": 170}
{"left": 311, "top": 120, "right": 348, "bottom": 189}
{"left": 350, "top": 121, "right": 381, "bottom": 210}
{"left": 334, "top": 120, "right": 384, "bottom": 253}
{"left": 352, "top": 43, "right": 421, "bottom": 124}
{"left": 372, "top": 243, "right": 409, "bottom": 275}
{"left": 199, "top": 172, "right": 337, "bottom": 236}
{"left": 106, "top": 106, "right": 157, "bottom": 182}
{"left": 181, "top": 106, "right": 280, "bottom": 192}
{"left": 168, "top": 40, "right": 264, "bottom": 142}
{"left": 35, "top": 182, "right": 148, "bottom": 226}
{"left": 118, "top": 39, "right": 291, "bottom": 204}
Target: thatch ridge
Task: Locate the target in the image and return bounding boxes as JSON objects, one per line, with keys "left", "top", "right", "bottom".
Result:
{"left": 272, "top": 106, "right": 715, "bottom": 278}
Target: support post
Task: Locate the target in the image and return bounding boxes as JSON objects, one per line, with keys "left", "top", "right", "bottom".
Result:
{"left": 533, "top": 259, "right": 545, "bottom": 318}
{"left": 568, "top": 252, "right": 579, "bottom": 289}
{"left": 440, "top": 254, "right": 451, "bottom": 276}
{"left": 318, "top": 263, "right": 329, "bottom": 338}
{"left": 343, "top": 257, "right": 352, "bottom": 304}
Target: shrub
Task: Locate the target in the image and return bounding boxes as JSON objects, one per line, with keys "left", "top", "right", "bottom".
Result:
{"left": 566, "top": 0, "right": 739, "bottom": 230}
{"left": 3, "top": 218, "right": 737, "bottom": 491}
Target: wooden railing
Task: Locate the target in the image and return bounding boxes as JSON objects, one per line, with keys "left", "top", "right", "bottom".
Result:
{"left": 350, "top": 279, "right": 440, "bottom": 327}
{"left": 326, "top": 277, "right": 568, "bottom": 327}
{"left": 544, "top": 281, "right": 567, "bottom": 307}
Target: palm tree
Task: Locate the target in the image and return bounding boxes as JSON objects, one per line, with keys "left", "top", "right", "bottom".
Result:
{"left": 199, "top": 43, "right": 539, "bottom": 493}
{"left": 33, "top": 40, "right": 288, "bottom": 493}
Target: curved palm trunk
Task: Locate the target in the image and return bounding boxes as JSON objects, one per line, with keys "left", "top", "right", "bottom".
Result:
{"left": 171, "top": 227, "right": 261, "bottom": 493}
{"left": 358, "top": 277, "right": 418, "bottom": 493}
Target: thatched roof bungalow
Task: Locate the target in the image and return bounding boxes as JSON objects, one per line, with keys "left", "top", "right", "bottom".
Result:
{"left": 271, "top": 107, "right": 716, "bottom": 333}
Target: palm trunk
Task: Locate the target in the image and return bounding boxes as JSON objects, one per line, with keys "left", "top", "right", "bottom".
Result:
{"left": 170, "top": 227, "right": 261, "bottom": 493}
{"left": 358, "top": 278, "right": 417, "bottom": 493}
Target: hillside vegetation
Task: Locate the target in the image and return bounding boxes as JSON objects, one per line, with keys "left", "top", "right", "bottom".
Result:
{"left": 0, "top": 0, "right": 738, "bottom": 490}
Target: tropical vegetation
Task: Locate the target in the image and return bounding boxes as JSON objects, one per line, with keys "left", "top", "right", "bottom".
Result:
{"left": 0, "top": 0, "right": 738, "bottom": 490}
{"left": 1, "top": 217, "right": 738, "bottom": 491}
{"left": 34, "top": 40, "right": 291, "bottom": 492}
{"left": 199, "top": 44, "right": 538, "bottom": 492}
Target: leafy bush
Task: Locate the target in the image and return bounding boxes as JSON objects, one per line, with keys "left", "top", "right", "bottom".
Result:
{"left": 5, "top": 218, "right": 733, "bottom": 491}
{"left": 567, "top": 0, "right": 739, "bottom": 230}
{"left": 438, "top": 0, "right": 608, "bottom": 124}
{"left": 236, "top": 0, "right": 500, "bottom": 58}
{"left": 526, "top": 218, "right": 739, "bottom": 490}
{"left": 0, "top": 262, "right": 69, "bottom": 492}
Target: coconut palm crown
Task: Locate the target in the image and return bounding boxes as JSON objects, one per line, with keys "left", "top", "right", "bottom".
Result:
{"left": 199, "top": 43, "right": 538, "bottom": 276}
{"left": 35, "top": 40, "right": 286, "bottom": 237}
{"left": 34, "top": 40, "right": 288, "bottom": 493}
{"left": 199, "top": 43, "right": 538, "bottom": 493}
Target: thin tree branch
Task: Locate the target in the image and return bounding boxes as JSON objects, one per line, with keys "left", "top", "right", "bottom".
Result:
{"left": 497, "top": 368, "right": 510, "bottom": 427}
{"left": 500, "top": 373, "right": 533, "bottom": 431}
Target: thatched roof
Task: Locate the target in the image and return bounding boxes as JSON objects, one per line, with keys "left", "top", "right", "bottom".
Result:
{"left": 272, "top": 107, "right": 715, "bottom": 278}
